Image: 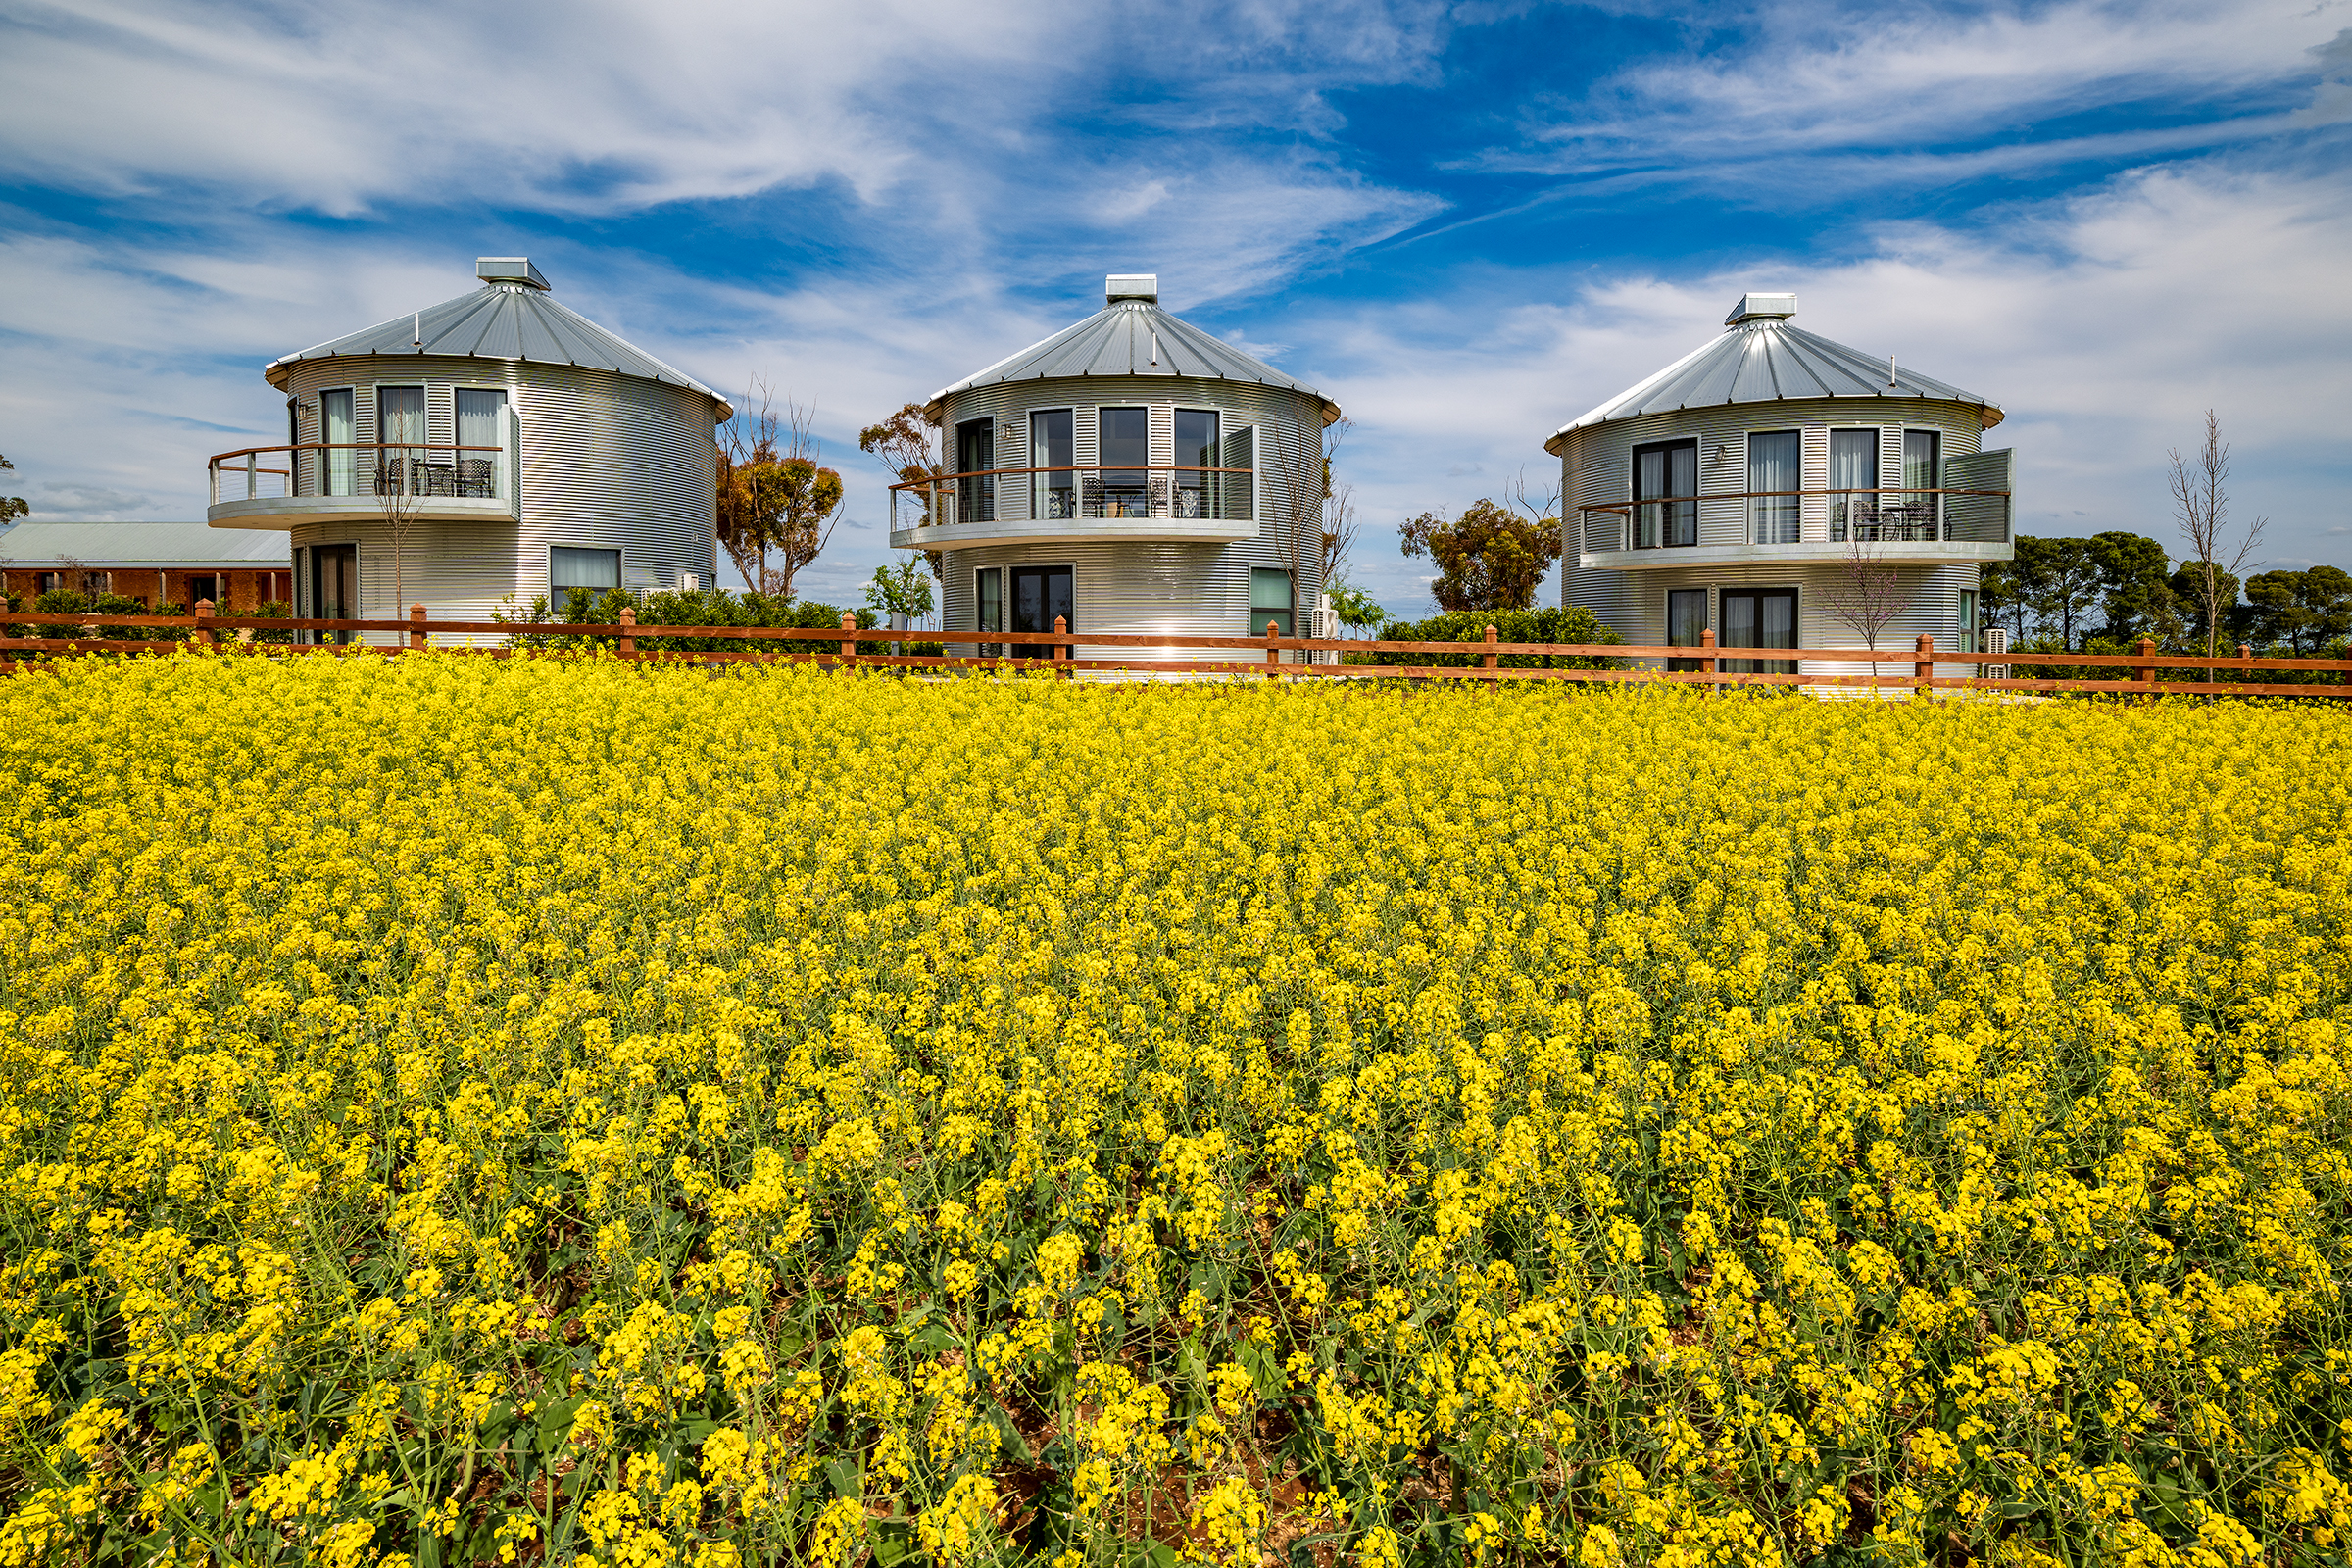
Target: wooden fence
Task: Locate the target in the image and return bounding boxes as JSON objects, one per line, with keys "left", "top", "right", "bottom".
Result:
{"left": 4, "top": 604, "right": 2349, "bottom": 698}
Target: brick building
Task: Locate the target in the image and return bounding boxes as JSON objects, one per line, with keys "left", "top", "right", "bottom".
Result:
{"left": 1, "top": 521, "right": 290, "bottom": 611}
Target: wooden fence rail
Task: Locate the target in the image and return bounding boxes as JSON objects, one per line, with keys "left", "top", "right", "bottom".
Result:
{"left": 3, "top": 604, "right": 2348, "bottom": 699}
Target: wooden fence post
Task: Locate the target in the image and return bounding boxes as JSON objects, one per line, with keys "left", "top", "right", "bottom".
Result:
{"left": 1484, "top": 624, "right": 1499, "bottom": 677}
{"left": 617, "top": 607, "right": 635, "bottom": 661}
{"left": 409, "top": 602, "right": 427, "bottom": 654}
{"left": 2137, "top": 637, "right": 2158, "bottom": 701}
{"left": 194, "top": 598, "right": 216, "bottom": 649}
{"left": 1914, "top": 633, "right": 1934, "bottom": 700}
{"left": 2236, "top": 642, "right": 2252, "bottom": 694}
{"left": 1054, "top": 614, "right": 1071, "bottom": 678}
{"left": 840, "top": 611, "right": 857, "bottom": 669}
{"left": 1700, "top": 626, "right": 1716, "bottom": 696}
{"left": 1266, "top": 618, "right": 1281, "bottom": 681}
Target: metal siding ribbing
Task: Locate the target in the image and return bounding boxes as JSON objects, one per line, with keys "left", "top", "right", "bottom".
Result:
{"left": 933, "top": 374, "right": 1322, "bottom": 660}
{"left": 1560, "top": 396, "right": 1995, "bottom": 669}
{"left": 278, "top": 354, "right": 721, "bottom": 633}
{"left": 1572, "top": 559, "right": 1984, "bottom": 678}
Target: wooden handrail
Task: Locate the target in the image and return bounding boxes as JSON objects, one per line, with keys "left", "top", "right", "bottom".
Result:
{"left": 207, "top": 441, "right": 506, "bottom": 466}
{"left": 889, "top": 464, "right": 1256, "bottom": 494}
{"left": 2, "top": 610, "right": 2345, "bottom": 694}
{"left": 1579, "top": 486, "right": 2006, "bottom": 515}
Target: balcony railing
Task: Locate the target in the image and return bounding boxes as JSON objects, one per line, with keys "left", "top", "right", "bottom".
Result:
{"left": 890, "top": 465, "right": 1256, "bottom": 532}
{"left": 208, "top": 443, "right": 508, "bottom": 506}
{"left": 1579, "top": 487, "right": 2011, "bottom": 554}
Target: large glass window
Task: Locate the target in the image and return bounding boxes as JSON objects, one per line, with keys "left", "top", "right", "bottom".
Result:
{"left": 1218, "top": 426, "right": 1254, "bottom": 521}
{"left": 956, "top": 417, "right": 996, "bottom": 523}
{"left": 1748, "top": 431, "right": 1801, "bottom": 544}
{"left": 1721, "top": 587, "right": 1797, "bottom": 674}
{"left": 1904, "top": 429, "right": 1943, "bottom": 538}
{"left": 1633, "top": 439, "right": 1697, "bottom": 549}
{"left": 320, "top": 388, "right": 355, "bottom": 496}
{"left": 1829, "top": 429, "right": 1878, "bottom": 541}
{"left": 1097, "top": 407, "right": 1149, "bottom": 517}
{"left": 1174, "top": 409, "right": 1220, "bottom": 518}
{"left": 1031, "top": 411, "right": 1073, "bottom": 519}
{"left": 376, "top": 386, "right": 426, "bottom": 496}
{"left": 1250, "top": 567, "right": 1294, "bottom": 637}
{"left": 552, "top": 547, "right": 620, "bottom": 613}
{"left": 456, "top": 388, "right": 506, "bottom": 498}
{"left": 1666, "top": 587, "right": 1708, "bottom": 671}
{"left": 976, "top": 566, "right": 1003, "bottom": 658}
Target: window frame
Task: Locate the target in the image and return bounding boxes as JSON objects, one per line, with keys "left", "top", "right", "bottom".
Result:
{"left": 550, "top": 545, "right": 622, "bottom": 611}
{"left": 1094, "top": 405, "right": 1151, "bottom": 518}
{"left": 1956, "top": 588, "right": 1979, "bottom": 656}
{"left": 1666, "top": 586, "right": 1709, "bottom": 671}
{"left": 1631, "top": 437, "right": 1699, "bottom": 550}
{"left": 303, "top": 542, "right": 359, "bottom": 645}
{"left": 318, "top": 386, "right": 357, "bottom": 497}
{"left": 1827, "top": 426, "right": 1881, "bottom": 542}
{"left": 974, "top": 564, "right": 1004, "bottom": 658}
{"left": 1903, "top": 427, "right": 1944, "bottom": 536}
{"left": 1719, "top": 585, "right": 1798, "bottom": 674}
{"left": 452, "top": 384, "right": 510, "bottom": 499}
{"left": 1028, "top": 407, "right": 1075, "bottom": 521}
{"left": 1746, "top": 429, "right": 1803, "bottom": 545}
{"left": 1006, "top": 562, "right": 1076, "bottom": 660}
{"left": 1172, "top": 407, "right": 1223, "bottom": 520}
{"left": 955, "top": 416, "right": 997, "bottom": 524}
{"left": 1249, "top": 566, "right": 1295, "bottom": 638}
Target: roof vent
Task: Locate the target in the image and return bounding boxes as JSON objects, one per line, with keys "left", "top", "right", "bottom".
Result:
{"left": 1105, "top": 273, "right": 1158, "bottom": 304}
{"left": 478, "top": 257, "right": 550, "bottom": 291}
{"left": 1727, "top": 291, "right": 1796, "bottom": 325}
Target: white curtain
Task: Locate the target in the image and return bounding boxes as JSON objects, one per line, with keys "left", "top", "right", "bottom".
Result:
{"left": 1748, "top": 430, "right": 1801, "bottom": 544}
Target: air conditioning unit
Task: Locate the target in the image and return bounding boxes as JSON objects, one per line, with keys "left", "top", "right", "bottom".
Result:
{"left": 678, "top": 573, "right": 702, "bottom": 593}
{"left": 1305, "top": 606, "right": 1339, "bottom": 662}
{"left": 1982, "top": 625, "right": 2009, "bottom": 682}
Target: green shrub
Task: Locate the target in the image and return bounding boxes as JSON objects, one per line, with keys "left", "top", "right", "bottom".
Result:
{"left": 1348, "top": 605, "right": 1624, "bottom": 669}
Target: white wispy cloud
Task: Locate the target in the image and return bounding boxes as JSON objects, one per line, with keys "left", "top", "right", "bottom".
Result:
{"left": 1479, "top": 1, "right": 2351, "bottom": 195}
{"left": 1312, "top": 154, "right": 2352, "bottom": 612}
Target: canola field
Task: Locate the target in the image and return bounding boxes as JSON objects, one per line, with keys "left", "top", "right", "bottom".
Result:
{"left": 2, "top": 653, "right": 2349, "bottom": 1568}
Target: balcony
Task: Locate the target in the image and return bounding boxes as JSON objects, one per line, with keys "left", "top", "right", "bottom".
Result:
{"left": 1576, "top": 486, "right": 2011, "bottom": 570}
{"left": 207, "top": 437, "right": 518, "bottom": 530}
{"left": 888, "top": 465, "right": 1260, "bottom": 551}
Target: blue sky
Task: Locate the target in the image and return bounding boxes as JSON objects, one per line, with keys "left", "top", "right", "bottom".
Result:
{"left": 2, "top": 0, "right": 2345, "bottom": 614}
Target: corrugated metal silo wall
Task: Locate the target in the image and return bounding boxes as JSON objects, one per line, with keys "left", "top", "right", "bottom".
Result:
{"left": 1560, "top": 398, "right": 1996, "bottom": 677}
{"left": 929, "top": 375, "right": 1325, "bottom": 662}
{"left": 279, "top": 354, "right": 721, "bottom": 634}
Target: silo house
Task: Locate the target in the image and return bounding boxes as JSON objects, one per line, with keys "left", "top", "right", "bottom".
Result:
{"left": 893, "top": 274, "right": 1341, "bottom": 662}
{"left": 207, "top": 258, "right": 730, "bottom": 638}
{"left": 1550, "top": 293, "right": 2013, "bottom": 673}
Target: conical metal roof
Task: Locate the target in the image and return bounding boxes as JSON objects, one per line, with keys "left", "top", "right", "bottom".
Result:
{"left": 926, "top": 295, "right": 1340, "bottom": 424}
{"left": 1546, "top": 297, "right": 2000, "bottom": 449}
{"left": 265, "top": 261, "right": 729, "bottom": 416}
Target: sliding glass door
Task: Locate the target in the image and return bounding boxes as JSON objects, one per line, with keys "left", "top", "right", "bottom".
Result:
{"left": 1031, "top": 411, "right": 1073, "bottom": 519}
{"left": 956, "top": 417, "right": 996, "bottom": 523}
{"left": 1633, "top": 439, "right": 1696, "bottom": 549}
{"left": 1009, "top": 565, "right": 1072, "bottom": 659}
{"left": 306, "top": 543, "right": 358, "bottom": 645}
{"left": 456, "top": 388, "right": 506, "bottom": 498}
{"left": 320, "top": 389, "right": 355, "bottom": 496}
{"left": 1748, "top": 430, "right": 1801, "bottom": 544}
{"left": 1097, "top": 408, "right": 1149, "bottom": 516}
{"left": 1721, "top": 587, "right": 1796, "bottom": 674}
{"left": 377, "top": 386, "right": 425, "bottom": 496}
{"left": 1829, "top": 429, "right": 1877, "bottom": 540}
